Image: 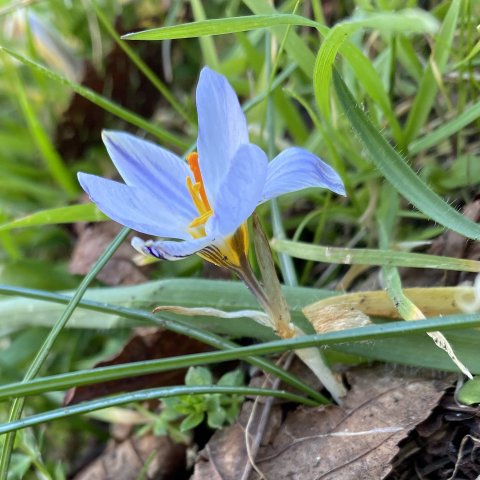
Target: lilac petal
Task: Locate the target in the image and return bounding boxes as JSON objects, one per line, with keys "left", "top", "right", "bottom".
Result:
{"left": 102, "top": 130, "right": 196, "bottom": 219}
{"left": 260, "top": 147, "right": 346, "bottom": 202}
{"left": 132, "top": 236, "right": 212, "bottom": 261}
{"left": 196, "top": 67, "right": 249, "bottom": 200}
{"left": 78, "top": 173, "right": 191, "bottom": 239}
{"left": 207, "top": 143, "right": 268, "bottom": 237}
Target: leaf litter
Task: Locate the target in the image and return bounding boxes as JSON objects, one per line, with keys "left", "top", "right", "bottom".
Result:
{"left": 192, "top": 365, "right": 453, "bottom": 480}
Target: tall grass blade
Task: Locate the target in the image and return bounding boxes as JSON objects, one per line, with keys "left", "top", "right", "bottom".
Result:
{"left": 333, "top": 70, "right": 480, "bottom": 241}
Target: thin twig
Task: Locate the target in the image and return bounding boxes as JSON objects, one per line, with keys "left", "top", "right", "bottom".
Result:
{"left": 241, "top": 353, "right": 295, "bottom": 480}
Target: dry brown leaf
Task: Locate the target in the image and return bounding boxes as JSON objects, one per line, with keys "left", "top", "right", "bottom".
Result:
{"left": 69, "top": 221, "right": 150, "bottom": 286}
{"left": 191, "top": 366, "right": 452, "bottom": 480}
{"left": 64, "top": 328, "right": 211, "bottom": 405}
{"left": 72, "top": 433, "right": 185, "bottom": 480}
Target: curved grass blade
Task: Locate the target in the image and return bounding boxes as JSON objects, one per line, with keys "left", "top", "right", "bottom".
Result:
{"left": 1, "top": 53, "right": 77, "bottom": 197}
{"left": 313, "top": 9, "right": 438, "bottom": 120}
{"left": 122, "top": 14, "right": 317, "bottom": 41}
{"left": 0, "top": 204, "right": 106, "bottom": 232}
{"left": 0, "top": 47, "right": 188, "bottom": 150}
{"left": 332, "top": 70, "right": 480, "bottom": 241}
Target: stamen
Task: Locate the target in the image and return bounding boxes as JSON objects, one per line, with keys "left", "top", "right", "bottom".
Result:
{"left": 187, "top": 152, "right": 211, "bottom": 211}
{"left": 189, "top": 211, "right": 212, "bottom": 228}
{"left": 186, "top": 176, "right": 206, "bottom": 214}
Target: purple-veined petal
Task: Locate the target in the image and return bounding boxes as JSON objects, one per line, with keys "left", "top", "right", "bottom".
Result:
{"left": 78, "top": 173, "right": 191, "bottom": 239}
{"left": 260, "top": 147, "right": 346, "bottom": 202}
{"left": 196, "top": 67, "right": 249, "bottom": 200}
{"left": 132, "top": 236, "right": 213, "bottom": 261}
{"left": 207, "top": 143, "right": 268, "bottom": 237}
{"left": 102, "top": 130, "right": 196, "bottom": 219}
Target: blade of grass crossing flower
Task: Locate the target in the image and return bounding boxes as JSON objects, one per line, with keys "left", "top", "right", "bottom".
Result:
{"left": 0, "top": 386, "right": 317, "bottom": 436}
{"left": 0, "top": 48, "right": 188, "bottom": 150}
{"left": 91, "top": 1, "right": 194, "bottom": 126}
{"left": 1, "top": 53, "right": 77, "bottom": 197}
{"left": 0, "top": 204, "right": 107, "bottom": 232}
{"left": 313, "top": 9, "right": 438, "bottom": 120}
{"left": 0, "top": 227, "right": 131, "bottom": 479}
{"left": 122, "top": 14, "right": 318, "bottom": 41}
{"left": 332, "top": 70, "right": 480, "bottom": 241}
{"left": 272, "top": 239, "right": 480, "bottom": 272}
{"left": 189, "top": 0, "right": 220, "bottom": 70}
{"left": 403, "top": 0, "right": 460, "bottom": 145}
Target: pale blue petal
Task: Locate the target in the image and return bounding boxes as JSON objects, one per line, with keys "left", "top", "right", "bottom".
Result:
{"left": 207, "top": 144, "right": 268, "bottom": 237}
{"left": 102, "top": 130, "right": 196, "bottom": 219}
{"left": 78, "top": 173, "right": 191, "bottom": 239}
{"left": 132, "top": 236, "right": 212, "bottom": 261}
{"left": 196, "top": 67, "right": 249, "bottom": 200}
{"left": 260, "top": 147, "right": 346, "bottom": 202}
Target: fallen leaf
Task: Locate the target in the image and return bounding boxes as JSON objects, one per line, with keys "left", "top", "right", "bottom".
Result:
{"left": 191, "top": 366, "right": 451, "bottom": 480}
{"left": 72, "top": 433, "right": 185, "bottom": 480}
{"left": 69, "top": 220, "right": 150, "bottom": 286}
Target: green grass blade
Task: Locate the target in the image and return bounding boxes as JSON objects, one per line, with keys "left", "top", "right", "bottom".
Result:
{"left": 338, "top": 43, "right": 404, "bottom": 145}
{"left": 0, "top": 204, "right": 107, "bottom": 232}
{"left": 272, "top": 239, "right": 480, "bottom": 271}
{"left": 333, "top": 70, "right": 480, "bottom": 241}
{"left": 1, "top": 53, "right": 77, "bottom": 197}
{"left": 403, "top": 0, "right": 460, "bottom": 144}
{"left": 313, "top": 9, "right": 438, "bottom": 119}
{"left": 122, "top": 14, "right": 317, "bottom": 41}
{"left": 1, "top": 321, "right": 480, "bottom": 401}
{"left": 0, "top": 385, "right": 317, "bottom": 435}
{"left": 0, "top": 280, "right": 328, "bottom": 335}
{"left": 0, "top": 228, "right": 131, "bottom": 478}
{"left": 410, "top": 100, "right": 480, "bottom": 154}
{"left": 0, "top": 48, "right": 188, "bottom": 150}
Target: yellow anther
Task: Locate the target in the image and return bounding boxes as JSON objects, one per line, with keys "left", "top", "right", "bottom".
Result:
{"left": 186, "top": 151, "right": 213, "bottom": 236}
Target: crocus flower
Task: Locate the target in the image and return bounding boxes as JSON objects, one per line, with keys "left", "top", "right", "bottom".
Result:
{"left": 78, "top": 67, "right": 345, "bottom": 272}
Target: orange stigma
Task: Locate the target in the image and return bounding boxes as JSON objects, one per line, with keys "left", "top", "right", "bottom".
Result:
{"left": 186, "top": 152, "right": 212, "bottom": 235}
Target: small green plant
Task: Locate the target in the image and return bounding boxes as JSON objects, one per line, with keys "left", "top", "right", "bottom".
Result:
{"left": 151, "top": 367, "right": 245, "bottom": 439}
